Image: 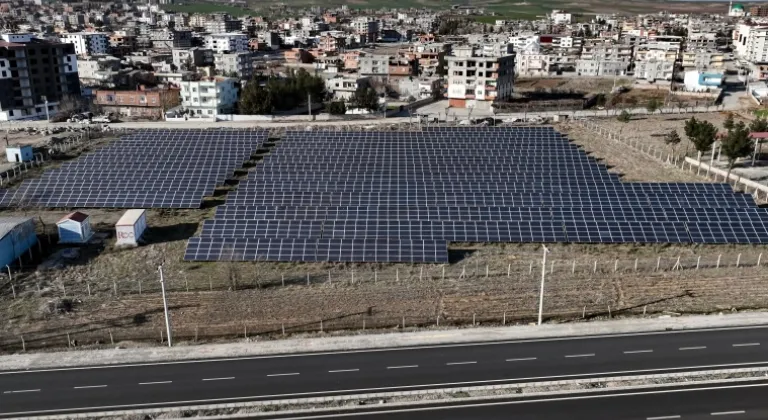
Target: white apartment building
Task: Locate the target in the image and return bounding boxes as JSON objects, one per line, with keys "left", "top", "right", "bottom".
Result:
{"left": 735, "top": 24, "right": 768, "bottom": 63}
{"left": 58, "top": 32, "right": 108, "bottom": 56}
{"left": 352, "top": 17, "right": 379, "bottom": 43}
{"left": 446, "top": 45, "right": 516, "bottom": 110}
{"left": 634, "top": 60, "right": 674, "bottom": 81}
{"left": 214, "top": 52, "right": 252, "bottom": 79}
{"left": 551, "top": 10, "right": 572, "bottom": 25}
{"left": 204, "top": 33, "right": 249, "bottom": 53}
{"left": 325, "top": 75, "right": 370, "bottom": 101}
{"left": 179, "top": 77, "right": 238, "bottom": 116}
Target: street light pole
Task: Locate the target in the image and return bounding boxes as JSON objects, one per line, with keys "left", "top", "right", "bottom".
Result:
{"left": 537, "top": 245, "right": 549, "bottom": 326}
{"left": 158, "top": 264, "right": 173, "bottom": 347}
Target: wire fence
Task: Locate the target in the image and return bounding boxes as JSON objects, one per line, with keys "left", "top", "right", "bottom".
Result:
{"left": 2, "top": 249, "right": 766, "bottom": 352}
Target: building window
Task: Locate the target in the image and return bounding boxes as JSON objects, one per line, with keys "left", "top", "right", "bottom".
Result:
{"left": 8, "top": 110, "right": 13, "bottom": 116}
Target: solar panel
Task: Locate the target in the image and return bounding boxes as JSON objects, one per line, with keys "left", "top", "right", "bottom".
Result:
{"left": 184, "top": 126, "right": 766, "bottom": 263}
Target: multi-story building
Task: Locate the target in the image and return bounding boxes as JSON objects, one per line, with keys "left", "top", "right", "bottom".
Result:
{"left": 93, "top": 88, "right": 180, "bottom": 118}
{"left": 750, "top": 5, "right": 768, "bottom": 17}
{"left": 352, "top": 17, "right": 379, "bottom": 44}
{"left": 446, "top": 44, "right": 516, "bottom": 110}
{"left": 550, "top": 9, "right": 572, "bottom": 25}
{"left": 204, "top": 13, "right": 241, "bottom": 34}
{"left": 58, "top": 32, "right": 108, "bottom": 56}
{"left": 319, "top": 34, "right": 346, "bottom": 53}
{"left": 735, "top": 24, "right": 768, "bottom": 63}
{"left": 0, "top": 34, "right": 80, "bottom": 121}
{"left": 682, "top": 50, "right": 725, "bottom": 71}
{"left": 172, "top": 47, "right": 213, "bottom": 70}
{"left": 324, "top": 75, "right": 370, "bottom": 101}
{"left": 634, "top": 60, "right": 674, "bottom": 81}
{"left": 149, "top": 29, "right": 192, "bottom": 49}
{"left": 178, "top": 77, "right": 238, "bottom": 116}
{"left": 575, "top": 59, "right": 628, "bottom": 76}
{"left": 204, "top": 33, "right": 249, "bottom": 53}
{"left": 358, "top": 50, "right": 393, "bottom": 76}
{"left": 214, "top": 52, "right": 252, "bottom": 79}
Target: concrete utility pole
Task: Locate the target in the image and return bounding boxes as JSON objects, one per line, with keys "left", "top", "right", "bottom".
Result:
{"left": 538, "top": 245, "right": 550, "bottom": 326}
{"left": 158, "top": 265, "right": 173, "bottom": 347}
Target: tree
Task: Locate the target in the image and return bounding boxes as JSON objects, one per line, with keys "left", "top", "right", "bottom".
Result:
{"left": 749, "top": 116, "right": 768, "bottom": 133}
{"left": 328, "top": 101, "right": 347, "bottom": 115}
{"left": 723, "top": 113, "right": 735, "bottom": 132}
{"left": 664, "top": 129, "right": 681, "bottom": 155}
{"left": 351, "top": 87, "right": 380, "bottom": 112}
{"left": 684, "top": 117, "right": 718, "bottom": 164}
{"left": 238, "top": 82, "right": 273, "bottom": 115}
{"left": 645, "top": 98, "right": 662, "bottom": 115}
{"left": 617, "top": 110, "right": 631, "bottom": 123}
{"left": 720, "top": 121, "right": 753, "bottom": 181}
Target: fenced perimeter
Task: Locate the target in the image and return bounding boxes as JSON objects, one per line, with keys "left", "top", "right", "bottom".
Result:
{"left": 2, "top": 248, "right": 767, "bottom": 352}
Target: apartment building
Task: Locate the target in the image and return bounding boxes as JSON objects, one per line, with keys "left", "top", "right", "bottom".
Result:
{"left": 59, "top": 32, "right": 108, "bottom": 56}
{"left": 446, "top": 44, "right": 516, "bottom": 110}
{"left": 358, "top": 50, "right": 393, "bottom": 76}
{"left": 735, "top": 24, "right": 768, "bottom": 63}
{"left": 0, "top": 34, "right": 80, "bottom": 121}
{"left": 682, "top": 50, "right": 725, "bottom": 71}
{"left": 634, "top": 60, "right": 674, "bottom": 81}
{"left": 214, "top": 52, "right": 252, "bottom": 79}
{"left": 172, "top": 47, "right": 214, "bottom": 70}
{"left": 319, "top": 34, "right": 346, "bottom": 53}
{"left": 205, "top": 33, "right": 249, "bottom": 53}
{"left": 179, "top": 76, "right": 238, "bottom": 116}
{"left": 324, "top": 74, "right": 370, "bottom": 101}
{"left": 149, "top": 29, "right": 192, "bottom": 49}
{"left": 352, "top": 17, "right": 379, "bottom": 44}
{"left": 204, "top": 14, "right": 241, "bottom": 33}
{"left": 575, "top": 59, "right": 628, "bottom": 76}
{"left": 93, "top": 88, "right": 180, "bottom": 118}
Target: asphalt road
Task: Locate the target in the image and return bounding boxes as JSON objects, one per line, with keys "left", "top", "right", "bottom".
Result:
{"left": 2, "top": 326, "right": 768, "bottom": 418}
{"left": 257, "top": 380, "right": 768, "bottom": 419}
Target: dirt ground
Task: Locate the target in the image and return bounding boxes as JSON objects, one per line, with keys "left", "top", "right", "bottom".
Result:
{"left": 515, "top": 77, "right": 632, "bottom": 93}
{"left": 1, "top": 120, "right": 768, "bottom": 352}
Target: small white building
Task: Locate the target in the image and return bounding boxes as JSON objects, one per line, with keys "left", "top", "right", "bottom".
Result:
{"left": 115, "top": 209, "right": 147, "bottom": 246}
{"left": 204, "top": 33, "right": 249, "bottom": 53}
{"left": 57, "top": 211, "right": 93, "bottom": 244}
{"left": 6, "top": 144, "right": 33, "bottom": 163}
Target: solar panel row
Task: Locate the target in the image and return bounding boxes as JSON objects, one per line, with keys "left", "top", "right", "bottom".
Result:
{"left": 0, "top": 130, "right": 266, "bottom": 209}
{"left": 184, "top": 127, "right": 764, "bottom": 263}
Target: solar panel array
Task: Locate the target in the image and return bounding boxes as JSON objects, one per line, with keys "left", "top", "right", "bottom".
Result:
{"left": 0, "top": 130, "right": 266, "bottom": 209}
{"left": 185, "top": 126, "right": 768, "bottom": 263}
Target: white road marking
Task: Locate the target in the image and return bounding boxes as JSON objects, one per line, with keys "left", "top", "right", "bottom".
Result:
{"left": 73, "top": 385, "right": 107, "bottom": 389}
{"left": 446, "top": 361, "right": 477, "bottom": 366}
{"left": 732, "top": 343, "right": 759, "bottom": 347}
{"left": 679, "top": 346, "right": 707, "bottom": 351}
{"left": 387, "top": 365, "right": 418, "bottom": 369}
{"left": 6, "top": 368, "right": 768, "bottom": 417}
{"left": 328, "top": 369, "right": 360, "bottom": 373}
{"left": 506, "top": 357, "right": 537, "bottom": 362}
{"left": 3, "top": 325, "right": 765, "bottom": 376}
{"left": 3, "top": 389, "right": 40, "bottom": 394}
{"left": 647, "top": 416, "right": 681, "bottom": 420}
{"left": 267, "top": 373, "right": 300, "bottom": 377}
{"left": 711, "top": 411, "right": 745, "bottom": 416}
{"left": 202, "top": 377, "right": 234, "bottom": 381}
{"left": 565, "top": 353, "right": 595, "bottom": 358}
{"left": 138, "top": 381, "right": 172, "bottom": 385}
{"left": 624, "top": 350, "right": 653, "bottom": 354}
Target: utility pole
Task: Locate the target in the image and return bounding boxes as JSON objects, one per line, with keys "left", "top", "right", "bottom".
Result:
{"left": 538, "top": 245, "right": 549, "bottom": 326}
{"left": 308, "top": 93, "right": 312, "bottom": 119}
{"left": 158, "top": 265, "right": 173, "bottom": 347}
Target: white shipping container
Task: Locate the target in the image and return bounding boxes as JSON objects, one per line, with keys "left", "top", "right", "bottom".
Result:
{"left": 115, "top": 209, "right": 147, "bottom": 246}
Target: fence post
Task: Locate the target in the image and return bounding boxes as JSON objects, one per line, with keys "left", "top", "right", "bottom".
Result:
{"left": 20, "top": 335, "right": 25, "bottom": 351}
{"left": 717, "top": 254, "right": 721, "bottom": 269}
{"left": 436, "top": 315, "right": 439, "bottom": 326}
{"left": 593, "top": 261, "right": 597, "bottom": 273}
{"left": 396, "top": 269, "right": 400, "bottom": 282}
{"left": 209, "top": 278, "right": 212, "bottom": 291}
{"left": 572, "top": 260, "right": 575, "bottom": 274}
{"left": 138, "top": 279, "right": 141, "bottom": 294}
{"left": 696, "top": 256, "right": 701, "bottom": 270}
{"left": 109, "top": 330, "right": 114, "bottom": 345}
{"left": 67, "top": 333, "right": 71, "bottom": 348}
{"left": 402, "top": 316, "right": 406, "bottom": 329}
{"left": 737, "top": 253, "right": 741, "bottom": 268}
{"left": 375, "top": 270, "right": 378, "bottom": 284}
{"left": 634, "top": 258, "right": 638, "bottom": 272}
{"left": 307, "top": 273, "right": 311, "bottom": 286}
{"left": 473, "top": 313, "right": 476, "bottom": 326}
{"left": 485, "top": 265, "right": 489, "bottom": 278}
{"left": 608, "top": 304, "right": 611, "bottom": 318}
{"left": 328, "top": 271, "right": 332, "bottom": 284}
{"left": 502, "top": 311, "right": 506, "bottom": 325}
{"left": 529, "top": 261, "right": 533, "bottom": 274}
{"left": 507, "top": 263, "right": 511, "bottom": 277}
{"left": 614, "top": 260, "right": 618, "bottom": 273}
{"left": 320, "top": 320, "right": 323, "bottom": 333}
{"left": 549, "top": 261, "right": 553, "bottom": 274}
{"left": 758, "top": 253, "right": 763, "bottom": 267}
{"left": 582, "top": 306, "right": 586, "bottom": 319}
{"left": 656, "top": 257, "right": 661, "bottom": 271}
{"left": 421, "top": 266, "right": 424, "bottom": 281}
{"left": 195, "top": 326, "right": 198, "bottom": 342}
{"left": 113, "top": 280, "right": 117, "bottom": 296}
